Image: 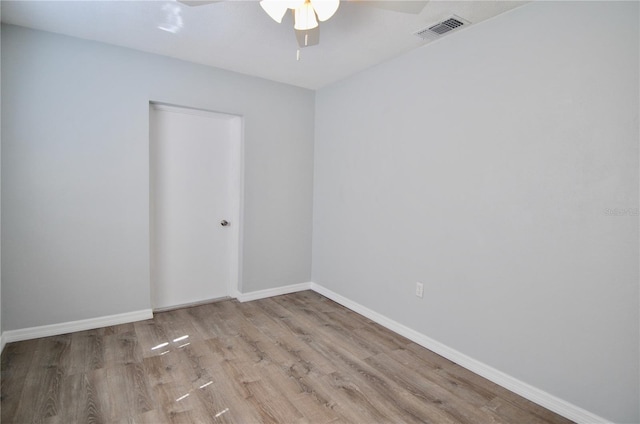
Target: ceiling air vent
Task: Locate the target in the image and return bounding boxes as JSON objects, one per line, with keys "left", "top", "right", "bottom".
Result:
{"left": 414, "top": 16, "right": 469, "bottom": 40}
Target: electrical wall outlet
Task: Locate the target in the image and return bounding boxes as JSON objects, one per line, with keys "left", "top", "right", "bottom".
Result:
{"left": 415, "top": 282, "right": 424, "bottom": 298}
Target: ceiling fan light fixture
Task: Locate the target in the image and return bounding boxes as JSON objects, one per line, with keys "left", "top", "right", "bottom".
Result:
{"left": 285, "top": 0, "right": 306, "bottom": 9}
{"left": 259, "top": 0, "right": 289, "bottom": 23}
{"left": 294, "top": 2, "right": 318, "bottom": 30}
{"left": 309, "top": 0, "right": 339, "bottom": 22}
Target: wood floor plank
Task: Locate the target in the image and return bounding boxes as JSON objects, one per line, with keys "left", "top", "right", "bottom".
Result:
{"left": 251, "top": 300, "right": 338, "bottom": 376}
{"left": 270, "top": 296, "right": 381, "bottom": 361}
{"left": 403, "top": 341, "right": 574, "bottom": 424}
{"left": 147, "top": 380, "right": 194, "bottom": 419}
{"left": 35, "top": 335, "right": 73, "bottom": 372}
{"left": 482, "top": 396, "right": 558, "bottom": 424}
{"left": 133, "top": 319, "right": 172, "bottom": 359}
{"left": 204, "top": 300, "right": 247, "bottom": 337}
{"left": 1, "top": 291, "right": 575, "bottom": 424}
{"left": 91, "top": 363, "right": 155, "bottom": 422}
{"left": 104, "top": 330, "right": 143, "bottom": 367}
{"left": 112, "top": 408, "right": 164, "bottom": 424}
{"left": 201, "top": 335, "right": 244, "bottom": 363}
{"left": 0, "top": 367, "right": 25, "bottom": 423}
{"left": 43, "top": 372, "right": 104, "bottom": 424}
{"left": 201, "top": 359, "right": 266, "bottom": 423}
{"left": 241, "top": 378, "right": 305, "bottom": 424}
{"left": 1, "top": 338, "right": 38, "bottom": 370}
{"left": 0, "top": 339, "right": 38, "bottom": 422}
{"left": 317, "top": 344, "right": 459, "bottom": 424}
{"left": 187, "top": 380, "right": 240, "bottom": 424}
{"left": 488, "top": 395, "right": 576, "bottom": 424}
{"left": 99, "top": 322, "right": 136, "bottom": 337}
{"left": 67, "top": 329, "right": 105, "bottom": 375}
{"left": 182, "top": 305, "right": 234, "bottom": 341}
{"left": 365, "top": 352, "right": 507, "bottom": 424}
{"left": 12, "top": 365, "right": 64, "bottom": 422}
{"left": 391, "top": 346, "right": 499, "bottom": 407}
{"left": 153, "top": 308, "right": 204, "bottom": 346}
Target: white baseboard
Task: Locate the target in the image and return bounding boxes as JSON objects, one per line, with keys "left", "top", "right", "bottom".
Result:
{"left": 309, "top": 282, "right": 609, "bottom": 424}
{"left": 236, "top": 282, "right": 311, "bottom": 303}
{"left": 0, "top": 333, "right": 5, "bottom": 354}
{"left": 2, "top": 309, "right": 153, "bottom": 345}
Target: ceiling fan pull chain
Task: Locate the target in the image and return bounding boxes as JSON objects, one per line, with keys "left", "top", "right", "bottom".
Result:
{"left": 297, "top": 49, "right": 301, "bottom": 61}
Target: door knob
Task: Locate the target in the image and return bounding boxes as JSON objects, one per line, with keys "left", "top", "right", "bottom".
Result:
{"left": 220, "top": 220, "right": 230, "bottom": 227}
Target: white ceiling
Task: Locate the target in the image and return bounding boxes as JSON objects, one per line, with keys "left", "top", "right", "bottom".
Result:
{"left": 0, "top": 0, "right": 527, "bottom": 89}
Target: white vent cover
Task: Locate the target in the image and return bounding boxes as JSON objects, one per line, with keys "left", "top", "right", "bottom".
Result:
{"left": 414, "top": 16, "right": 470, "bottom": 40}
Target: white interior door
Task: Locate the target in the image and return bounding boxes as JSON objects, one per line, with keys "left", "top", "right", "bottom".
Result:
{"left": 150, "top": 104, "right": 241, "bottom": 310}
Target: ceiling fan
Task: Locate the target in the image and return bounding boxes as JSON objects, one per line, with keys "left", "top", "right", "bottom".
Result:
{"left": 177, "top": 0, "right": 428, "bottom": 50}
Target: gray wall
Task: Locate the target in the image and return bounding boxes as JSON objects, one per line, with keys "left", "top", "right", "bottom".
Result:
{"left": 313, "top": 2, "right": 638, "bottom": 423}
{"left": 1, "top": 24, "right": 315, "bottom": 330}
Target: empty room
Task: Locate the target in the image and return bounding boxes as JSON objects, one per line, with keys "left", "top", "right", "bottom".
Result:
{"left": 1, "top": 1, "right": 638, "bottom": 423}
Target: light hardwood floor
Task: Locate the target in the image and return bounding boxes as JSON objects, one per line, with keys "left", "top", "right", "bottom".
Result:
{"left": 1, "top": 291, "right": 574, "bottom": 423}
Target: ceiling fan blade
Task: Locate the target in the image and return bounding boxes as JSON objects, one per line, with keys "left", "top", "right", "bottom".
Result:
{"left": 177, "top": 0, "right": 223, "bottom": 7}
{"left": 295, "top": 27, "right": 320, "bottom": 48}
{"left": 354, "top": 0, "right": 428, "bottom": 14}
{"left": 260, "top": 0, "right": 289, "bottom": 23}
